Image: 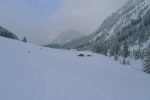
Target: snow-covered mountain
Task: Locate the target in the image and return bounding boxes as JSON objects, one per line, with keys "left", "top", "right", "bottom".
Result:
{"left": 0, "top": 35, "right": 150, "bottom": 100}
{"left": 92, "top": 0, "right": 150, "bottom": 41}
{"left": 62, "top": 35, "right": 91, "bottom": 49}
{"left": 68, "top": 0, "right": 150, "bottom": 57}
{"left": 55, "top": 0, "right": 150, "bottom": 52}
{"left": 51, "top": 30, "right": 83, "bottom": 45}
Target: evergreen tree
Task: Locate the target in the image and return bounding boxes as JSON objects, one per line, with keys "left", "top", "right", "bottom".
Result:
{"left": 144, "top": 48, "right": 150, "bottom": 74}
{"left": 123, "top": 41, "right": 129, "bottom": 58}
{"left": 23, "top": 36, "right": 27, "bottom": 42}
{"left": 110, "top": 41, "right": 120, "bottom": 56}
{"left": 122, "top": 58, "right": 126, "bottom": 65}
{"left": 114, "top": 55, "right": 118, "bottom": 61}
{"left": 133, "top": 50, "right": 141, "bottom": 60}
{"left": 93, "top": 44, "right": 108, "bottom": 56}
{"left": 0, "top": 31, "right": 18, "bottom": 40}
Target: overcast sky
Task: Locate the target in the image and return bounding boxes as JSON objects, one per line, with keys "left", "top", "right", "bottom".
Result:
{"left": 0, "top": 0, "right": 127, "bottom": 45}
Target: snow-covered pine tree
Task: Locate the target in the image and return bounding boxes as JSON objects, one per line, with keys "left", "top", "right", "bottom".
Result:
{"left": 114, "top": 55, "right": 118, "bottom": 61}
{"left": 123, "top": 41, "right": 130, "bottom": 58}
{"left": 144, "top": 47, "right": 150, "bottom": 74}
{"left": 122, "top": 58, "right": 126, "bottom": 65}
{"left": 23, "top": 36, "right": 27, "bottom": 43}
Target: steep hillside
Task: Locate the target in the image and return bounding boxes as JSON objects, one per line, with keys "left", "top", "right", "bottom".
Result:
{"left": 76, "top": 0, "right": 150, "bottom": 57}
{"left": 93, "top": 0, "right": 150, "bottom": 38}
{"left": 57, "top": 0, "right": 150, "bottom": 53}
{"left": 0, "top": 35, "right": 150, "bottom": 100}
{"left": 0, "top": 26, "right": 18, "bottom": 40}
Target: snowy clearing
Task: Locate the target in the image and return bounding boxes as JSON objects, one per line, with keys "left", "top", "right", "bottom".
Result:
{"left": 0, "top": 37, "right": 150, "bottom": 100}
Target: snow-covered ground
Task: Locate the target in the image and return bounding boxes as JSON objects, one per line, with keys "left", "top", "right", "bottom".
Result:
{"left": 0, "top": 37, "right": 150, "bottom": 100}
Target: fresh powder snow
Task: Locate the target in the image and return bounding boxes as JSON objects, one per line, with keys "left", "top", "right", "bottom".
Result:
{"left": 0, "top": 37, "right": 150, "bottom": 100}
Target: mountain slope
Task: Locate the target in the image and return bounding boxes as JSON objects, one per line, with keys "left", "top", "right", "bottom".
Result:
{"left": 92, "top": 0, "right": 150, "bottom": 39}
{"left": 51, "top": 30, "right": 83, "bottom": 45}
{"left": 0, "top": 26, "right": 18, "bottom": 40}
{"left": 74, "top": 0, "right": 150, "bottom": 56}
{"left": 0, "top": 36, "right": 150, "bottom": 100}
{"left": 62, "top": 35, "right": 91, "bottom": 49}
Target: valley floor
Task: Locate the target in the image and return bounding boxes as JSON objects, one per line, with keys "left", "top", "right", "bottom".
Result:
{"left": 0, "top": 37, "right": 150, "bottom": 100}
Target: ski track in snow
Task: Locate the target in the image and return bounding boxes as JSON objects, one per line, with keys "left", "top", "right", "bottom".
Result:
{"left": 27, "top": 49, "right": 110, "bottom": 100}
{"left": 0, "top": 37, "right": 150, "bottom": 100}
{"left": 21, "top": 46, "right": 150, "bottom": 100}
{"left": 27, "top": 54, "right": 42, "bottom": 100}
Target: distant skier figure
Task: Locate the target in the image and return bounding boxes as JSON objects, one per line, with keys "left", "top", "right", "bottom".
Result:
{"left": 28, "top": 50, "right": 30, "bottom": 54}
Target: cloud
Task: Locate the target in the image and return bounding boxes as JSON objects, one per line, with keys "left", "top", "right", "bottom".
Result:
{"left": 0, "top": 0, "right": 127, "bottom": 44}
{"left": 48, "top": 0, "right": 127, "bottom": 36}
